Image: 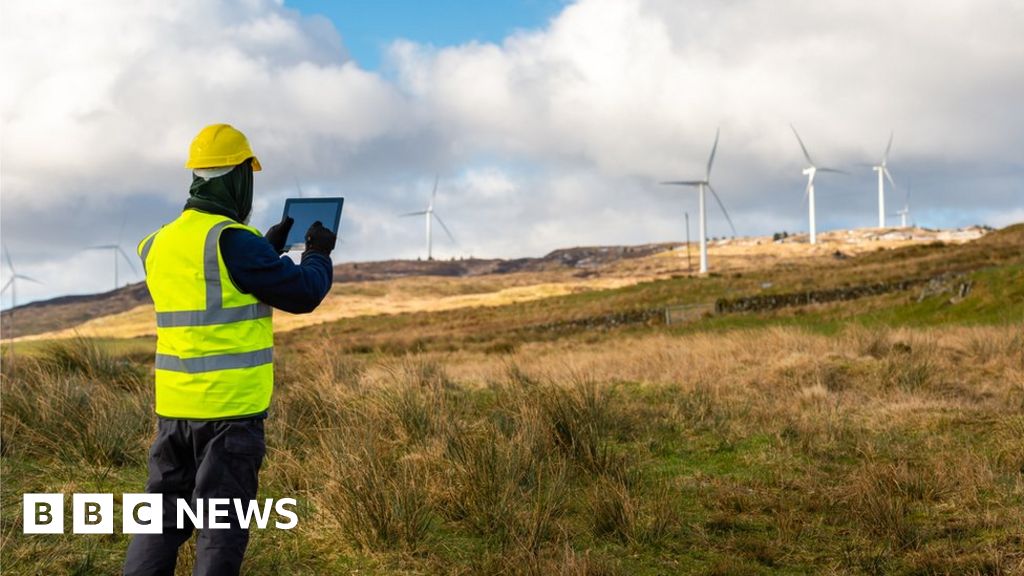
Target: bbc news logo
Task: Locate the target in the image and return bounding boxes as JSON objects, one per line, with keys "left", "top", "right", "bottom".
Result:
{"left": 23, "top": 494, "right": 298, "bottom": 534}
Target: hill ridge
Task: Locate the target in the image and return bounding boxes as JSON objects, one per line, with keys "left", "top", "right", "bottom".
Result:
{"left": 0, "top": 226, "right": 999, "bottom": 341}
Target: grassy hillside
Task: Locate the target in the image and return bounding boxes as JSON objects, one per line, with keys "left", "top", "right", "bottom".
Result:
{"left": 3, "top": 226, "right": 997, "bottom": 343}
{"left": 1, "top": 224, "right": 1022, "bottom": 574}
{"left": 3, "top": 327, "right": 1022, "bottom": 574}
{"left": 0, "top": 243, "right": 678, "bottom": 340}
{"left": 279, "top": 223, "right": 1024, "bottom": 356}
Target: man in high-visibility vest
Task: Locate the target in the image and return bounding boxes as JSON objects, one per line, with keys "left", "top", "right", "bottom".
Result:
{"left": 123, "top": 124, "right": 335, "bottom": 576}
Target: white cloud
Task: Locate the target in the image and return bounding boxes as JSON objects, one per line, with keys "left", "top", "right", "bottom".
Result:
{"left": 390, "top": 0, "right": 1024, "bottom": 174}
{"left": 1, "top": 0, "right": 1022, "bottom": 305}
{"left": 1, "top": 0, "right": 405, "bottom": 206}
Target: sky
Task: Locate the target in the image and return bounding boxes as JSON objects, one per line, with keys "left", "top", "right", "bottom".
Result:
{"left": 284, "top": 0, "right": 566, "bottom": 69}
{"left": 1, "top": 0, "right": 1022, "bottom": 308}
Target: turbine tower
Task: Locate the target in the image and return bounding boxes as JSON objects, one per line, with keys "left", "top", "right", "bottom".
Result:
{"left": 872, "top": 132, "right": 896, "bottom": 228}
{"left": 400, "top": 175, "right": 455, "bottom": 261}
{"left": 660, "top": 128, "right": 737, "bottom": 274}
{"left": 2, "top": 246, "right": 42, "bottom": 333}
{"left": 792, "top": 125, "right": 845, "bottom": 245}
{"left": 88, "top": 217, "right": 137, "bottom": 290}
{"left": 895, "top": 182, "right": 911, "bottom": 228}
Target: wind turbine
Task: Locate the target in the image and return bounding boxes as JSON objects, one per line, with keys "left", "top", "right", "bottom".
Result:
{"left": 872, "top": 132, "right": 896, "bottom": 228}
{"left": 792, "top": 125, "right": 845, "bottom": 245}
{"left": 2, "top": 246, "right": 42, "bottom": 339}
{"left": 88, "top": 217, "right": 137, "bottom": 290}
{"left": 660, "top": 128, "right": 737, "bottom": 274}
{"left": 400, "top": 175, "right": 455, "bottom": 261}
{"left": 895, "top": 180, "right": 911, "bottom": 228}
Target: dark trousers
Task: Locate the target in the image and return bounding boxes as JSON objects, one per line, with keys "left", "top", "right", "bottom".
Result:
{"left": 123, "top": 416, "right": 266, "bottom": 576}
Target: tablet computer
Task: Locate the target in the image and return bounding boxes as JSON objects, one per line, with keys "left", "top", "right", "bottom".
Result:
{"left": 281, "top": 197, "right": 344, "bottom": 249}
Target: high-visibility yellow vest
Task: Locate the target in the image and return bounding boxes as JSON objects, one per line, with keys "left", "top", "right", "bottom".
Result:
{"left": 138, "top": 209, "right": 273, "bottom": 419}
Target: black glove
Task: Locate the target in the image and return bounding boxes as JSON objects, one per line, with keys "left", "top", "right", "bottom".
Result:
{"left": 265, "top": 216, "right": 294, "bottom": 255}
{"left": 304, "top": 220, "right": 337, "bottom": 256}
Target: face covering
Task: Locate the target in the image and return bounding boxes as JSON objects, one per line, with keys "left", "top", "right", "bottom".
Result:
{"left": 183, "top": 159, "right": 254, "bottom": 223}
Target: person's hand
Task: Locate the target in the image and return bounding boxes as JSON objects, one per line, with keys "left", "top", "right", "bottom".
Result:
{"left": 265, "top": 216, "right": 294, "bottom": 255}
{"left": 304, "top": 221, "right": 337, "bottom": 256}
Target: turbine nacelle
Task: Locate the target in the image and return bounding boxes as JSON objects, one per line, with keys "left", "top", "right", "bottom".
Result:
{"left": 791, "top": 125, "right": 847, "bottom": 245}
{"left": 872, "top": 164, "right": 895, "bottom": 186}
{"left": 658, "top": 128, "right": 736, "bottom": 274}
{"left": 399, "top": 174, "right": 455, "bottom": 260}
{"left": 2, "top": 246, "right": 44, "bottom": 316}
{"left": 872, "top": 132, "right": 896, "bottom": 228}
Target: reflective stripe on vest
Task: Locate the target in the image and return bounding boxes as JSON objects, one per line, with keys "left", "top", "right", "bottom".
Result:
{"left": 139, "top": 210, "right": 274, "bottom": 419}
{"left": 139, "top": 232, "right": 157, "bottom": 273}
{"left": 155, "top": 303, "right": 270, "bottom": 327}
{"left": 155, "top": 347, "right": 273, "bottom": 373}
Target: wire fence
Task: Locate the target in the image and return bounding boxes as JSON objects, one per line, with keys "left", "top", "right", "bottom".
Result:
{"left": 663, "top": 303, "right": 714, "bottom": 326}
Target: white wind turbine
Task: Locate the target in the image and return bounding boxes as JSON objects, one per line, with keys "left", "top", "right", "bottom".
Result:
{"left": 400, "top": 175, "right": 455, "bottom": 261}
{"left": 872, "top": 132, "right": 896, "bottom": 228}
{"left": 895, "top": 181, "right": 911, "bottom": 228}
{"left": 660, "top": 128, "right": 737, "bottom": 274}
{"left": 2, "top": 246, "right": 42, "bottom": 333}
{"left": 88, "top": 217, "right": 137, "bottom": 290}
{"left": 792, "top": 125, "right": 846, "bottom": 245}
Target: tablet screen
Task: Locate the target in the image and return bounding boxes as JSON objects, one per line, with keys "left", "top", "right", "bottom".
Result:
{"left": 282, "top": 197, "right": 344, "bottom": 248}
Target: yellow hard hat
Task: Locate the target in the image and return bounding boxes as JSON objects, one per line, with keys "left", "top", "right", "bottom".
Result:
{"left": 185, "top": 124, "right": 262, "bottom": 171}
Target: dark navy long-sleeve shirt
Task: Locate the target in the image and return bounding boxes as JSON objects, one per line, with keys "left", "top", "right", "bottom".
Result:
{"left": 219, "top": 229, "right": 333, "bottom": 314}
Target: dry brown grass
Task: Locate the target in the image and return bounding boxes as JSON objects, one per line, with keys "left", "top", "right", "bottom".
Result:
{"left": 14, "top": 277, "right": 639, "bottom": 342}
{"left": 286, "top": 322, "right": 996, "bottom": 572}
{"left": 10, "top": 226, "right": 986, "bottom": 344}
{"left": 2, "top": 323, "right": 1022, "bottom": 574}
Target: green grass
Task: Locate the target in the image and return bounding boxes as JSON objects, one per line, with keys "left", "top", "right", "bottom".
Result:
{"left": 3, "top": 226, "right": 1022, "bottom": 574}
{"left": 0, "top": 336, "right": 155, "bottom": 357}
{"left": 3, "top": 329, "right": 1023, "bottom": 574}
{"left": 275, "top": 224, "right": 1024, "bottom": 355}
{"left": 17, "top": 226, "right": 1018, "bottom": 359}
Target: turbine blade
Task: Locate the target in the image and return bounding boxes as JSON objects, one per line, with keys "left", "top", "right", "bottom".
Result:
{"left": 88, "top": 244, "right": 118, "bottom": 250}
{"left": 3, "top": 245, "right": 13, "bottom": 275}
{"left": 883, "top": 131, "right": 894, "bottom": 164}
{"left": 1, "top": 278, "right": 12, "bottom": 294}
{"left": 884, "top": 167, "right": 896, "bottom": 189}
{"left": 399, "top": 211, "right": 428, "bottom": 217}
{"left": 17, "top": 275, "right": 41, "bottom": 285}
{"left": 706, "top": 128, "right": 720, "bottom": 181}
{"left": 817, "top": 167, "right": 848, "bottom": 175}
{"left": 431, "top": 174, "right": 438, "bottom": 202}
{"left": 660, "top": 181, "right": 703, "bottom": 187}
{"left": 803, "top": 179, "right": 811, "bottom": 204}
{"left": 790, "top": 124, "right": 814, "bottom": 166}
{"left": 706, "top": 184, "right": 737, "bottom": 238}
{"left": 433, "top": 213, "right": 455, "bottom": 242}
{"left": 117, "top": 247, "right": 139, "bottom": 275}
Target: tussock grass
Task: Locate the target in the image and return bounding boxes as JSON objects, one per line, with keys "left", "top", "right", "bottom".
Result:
{"left": 4, "top": 323, "right": 1024, "bottom": 574}
{"left": 38, "top": 336, "right": 147, "bottom": 391}
{"left": 1, "top": 338, "right": 151, "bottom": 466}
{"left": 588, "top": 475, "right": 679, "bottom": 546}
{"left": 318, "top": 432, "right": 436, "bottom": 552}
{"left": 271, "top": 323, "right": 1024, "bottom": 573}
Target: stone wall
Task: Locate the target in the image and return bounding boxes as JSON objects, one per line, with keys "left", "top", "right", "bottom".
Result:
{"left": 713, "top": 274, "right": 969, "bottom": 315}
